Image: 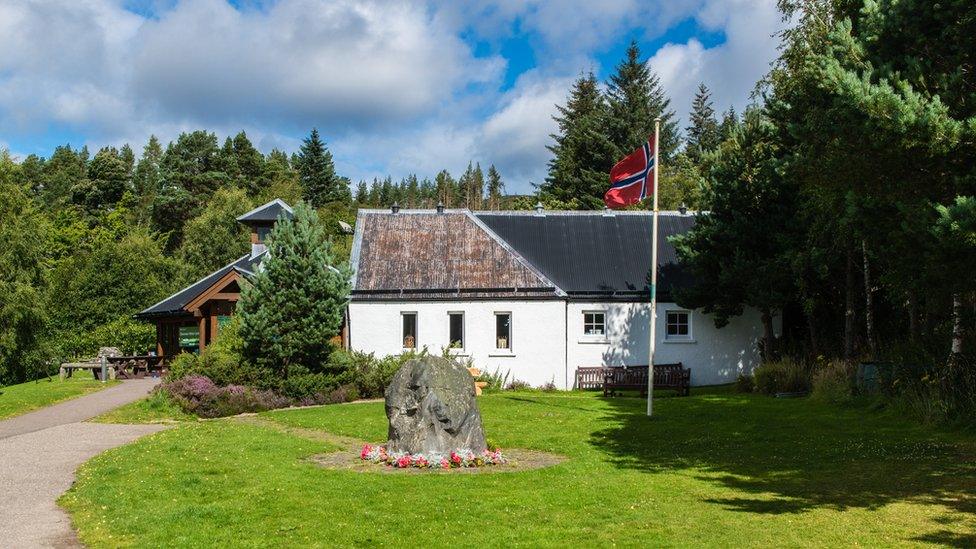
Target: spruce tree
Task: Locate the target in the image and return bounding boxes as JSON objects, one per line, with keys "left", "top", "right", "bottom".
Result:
{"left": 719, "top": 107, "right": 740, "bottom": 141}
{"left": 237, "top": 202, "right": 351, "bottom": 376}
{"left": 296, "top": 128, "right": 343, "bottom": 207}
{"left": 133, "top": 135, "right": 163, "bottom": 202}
{"left": 606, "top": 41, "right": 680, "bottom": 162}
{"left": 686, "top": 83, "right": 721, "bottom": 164}
{"left": 540, "top": 72, "right": 615, "bottom": 209}
{"left": 435, "top": 170, "right": 455, "bottom": 207}
{"left": 354, "top": 181, "right": 368, "bottom": 204}
{"left": 486, "top": 164, "right": 505, "bottom": 210}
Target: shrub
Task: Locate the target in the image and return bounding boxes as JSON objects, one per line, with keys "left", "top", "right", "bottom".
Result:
{"left": 279, "top": 367, "right": 347, "bottom": 402}
{"left": 506, "top": 379, "right": 530, "bottom": 391}
{"left": 477, "top": 368, "right": 510, "bottom": 392}
{"left": 162, "top": 375, "right": 290, "bottom": 418}
{"left": 166, "top": 319, "right": 273, "bottom": 388}
{"left": 324, "top": 384, "right": 360, "bottom": 405}
{"left": 811, "top": 360, "right": 853, "bottom": 404}
{"left": 328, "top": 349, "right": 405, "bottom": 398}
{"left": 752, "top": 360, "right": 811, "bottom": 395}
{"left": 539, "top": 380, "right": 558, "bottom": 392}
{"left": 735, "top": 374, "right": 755, "bottom": 393}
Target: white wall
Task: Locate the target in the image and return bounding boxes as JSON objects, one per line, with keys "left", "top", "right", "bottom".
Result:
{"left": 568, "top": 302, "right": 775, "bottom": 386}
{"left": 349, "top": 300, "right": 777, "bottom": 390}
{"left": 348, "top": 300, "right": 569, "bottom": 388}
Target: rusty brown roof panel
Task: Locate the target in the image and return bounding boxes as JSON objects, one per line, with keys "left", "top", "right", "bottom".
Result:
{"left": 351, "top": 211, "right": 558, "bottom": 298}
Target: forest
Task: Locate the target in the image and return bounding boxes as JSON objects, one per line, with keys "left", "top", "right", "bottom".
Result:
{"left": 1, "top": 0, "right": 973, "bottom": 423}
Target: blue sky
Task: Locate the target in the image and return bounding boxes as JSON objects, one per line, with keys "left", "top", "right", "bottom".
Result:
{"left": 0, "top": 0, "right": 783, "bottom": 194}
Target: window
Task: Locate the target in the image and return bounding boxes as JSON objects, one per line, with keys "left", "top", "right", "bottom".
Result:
{"left": 448, "top": 312, "right": 464, "bottom": 349}
{"left": 495, "top": 312, "right": 511, "bottom": 350}
{"left": 178, "top": 325, "right": 200, "bottom": 354}
{"left": 666, "top": 310, "right": 692, "bottom": 341}
{"left": 583, "top": 311, "right": 606, "bottom": 336}
{"left": 402, "top": 312, "right": 417, "bottom": 349}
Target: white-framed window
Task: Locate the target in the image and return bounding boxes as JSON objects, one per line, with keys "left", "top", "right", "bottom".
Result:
{"left": 583, "top": 311, "right": 606, "bottom": 336}
{"left": 401, "top": 312, "right": 417, "bottom": 349}
{"left": 495, "top": 312, "right": 512, "bottom": 350}
{"left": 448, "top": 311, "right": 464, "bottom": 349}
{"left": 665, "top": 310, "right": 692, "bottom": 341}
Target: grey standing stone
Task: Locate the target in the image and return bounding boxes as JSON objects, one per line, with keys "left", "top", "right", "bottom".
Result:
{"left": 385, "top": 356, "right": 487, "bottom": 454}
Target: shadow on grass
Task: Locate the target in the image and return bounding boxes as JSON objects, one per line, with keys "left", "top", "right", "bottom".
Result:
{"left": 588, "top": 391, "right": 976, "bottom": 545}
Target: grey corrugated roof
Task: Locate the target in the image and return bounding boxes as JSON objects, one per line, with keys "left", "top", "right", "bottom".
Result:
{"left": 135, "top": 253, "right": 265, "bottom": 318}
{"left": 475, "top": 211, "right": 695, "bottom": 300}
{"left": 236, "top": 199, "right": 294, "bottom": 223}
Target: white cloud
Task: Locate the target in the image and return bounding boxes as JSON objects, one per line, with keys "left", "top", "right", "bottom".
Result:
{"left": 648, "top": 0, "right": 783, "bottom": 130}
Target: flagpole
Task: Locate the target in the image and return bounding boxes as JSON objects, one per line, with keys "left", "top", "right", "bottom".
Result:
{"left": 647, "top": 118, "right": 661, "bottom": 417}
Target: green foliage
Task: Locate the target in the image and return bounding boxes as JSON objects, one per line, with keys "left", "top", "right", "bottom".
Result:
{"left": 540, "top": 72, "right": 616, "bottom": 209}
{"left": 685, "top": 83, "right": 721, "bottom": 165}
{"left": 178, "top": 187, "right": 253, "bottom": 281}
{"left": 167, "top": 318, "right": 273, "bottom": 388}
{"left": 811, "top": 360, "right": 854, "bottom": 404}
{"left": 237, "top": 202, "right": 351, "bottom": 377}
{"left": 327, "top": 349, "right": 404, "bottom": 399}
{"left": 752, "top": 360, "right": 812, "bottom": 395}
{"left": 296, "top": 129, "right": 346, "bottom": 207}
{"left": 476, "top": 368, "right": 510, "bottom": 393}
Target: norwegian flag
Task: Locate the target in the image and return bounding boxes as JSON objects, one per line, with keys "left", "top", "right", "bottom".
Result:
{"left": 604, "top": 137, "right": 655, "bottom": 209}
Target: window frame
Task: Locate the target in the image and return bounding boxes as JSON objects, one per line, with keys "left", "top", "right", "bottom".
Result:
{"left": 665, "top": 309, "right": 693, "bottom": 342}
{"left": 448, "top": 311, "right": 465, "bottom": 351}
{"left": 583, "top": 310, "right": 607, "bottom": 337}
{"left": 401, "top": 311, "right": 418, "bottom": 350}
{"left": 494, "top": 311, "right": 512, "bottom": 351}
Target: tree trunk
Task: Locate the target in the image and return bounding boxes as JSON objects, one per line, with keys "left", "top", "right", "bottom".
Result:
{"left": 908, "top": 291, "right": 919, "bottom": 341}
{"left": 844, "top": 247, "right": 856, "bottom": 363}
{"left": 806, "top": 308, "right": 819, "bottom": 358}
{"left": 950, "top": 292, "right": 964, "bottom": 357}
{"left": 761, "top": 308, "right": 776, "bottom": 362}
{"left": 862, "top": 240, "right": 877, "bottom": 360}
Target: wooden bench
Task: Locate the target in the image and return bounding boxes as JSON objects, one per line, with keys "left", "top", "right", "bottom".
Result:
{"left": 467, "top": 367, "right": 488, "bottom": 396}
{"left": 576, "top": 364, "right": 691, "bottom": 397}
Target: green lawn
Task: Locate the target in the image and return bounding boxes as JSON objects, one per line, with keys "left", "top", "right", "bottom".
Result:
{"left": 92, "top": 389, "right": 194, "bottom": 424}
{"left": 0, "top": 376, "right": 115, "bottom": 420}
{"left": 60, "top": 390, "right": 976, "bottom": 547}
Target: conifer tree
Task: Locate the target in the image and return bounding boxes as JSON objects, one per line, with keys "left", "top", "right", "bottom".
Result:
{"left": 606, "top": 41, "right": 680, "bottom": 162}
{"left": 237, "top": 202, "right": 351, "bottom": 376}
{"left": 435, "top": 169, "right": 455, "bottom": 207}
{"left": 486, "top": 164, "right": 505, "bottom": 210}
{"left": 354, "top": 181, "right": 368, "bottom": 204}
{"left": 540, "top": 72, "right": 615, "bottom": 209}
{"left": 296, "top": 128, "right": 344, "bottom": 207}
{"left": 719, "top": 107, "right": 740, "bottom": 141}
{"left": 686, "top": 83, "right": 721, "bottom": 164}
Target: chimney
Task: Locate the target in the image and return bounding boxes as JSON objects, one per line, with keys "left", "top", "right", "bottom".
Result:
{"left": 391, "top": 202, "right": 400, "bottom": 214}
{"left": 678, "top": 202, "right": 688, "bottom": 215}
{"left": 436, "top": 201, "right": 445, "bottom": 214}
{"left": 534, "top": 201, "right": 544, "bottom": 216}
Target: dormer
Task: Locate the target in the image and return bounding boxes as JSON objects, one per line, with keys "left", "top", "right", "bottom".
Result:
{"left": 236, "top": 199, "right": 294, "bottom": 258}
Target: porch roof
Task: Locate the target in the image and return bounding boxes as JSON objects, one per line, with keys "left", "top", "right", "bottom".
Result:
{"left": 135, "top": 252, "right": 264, "bottom": 319}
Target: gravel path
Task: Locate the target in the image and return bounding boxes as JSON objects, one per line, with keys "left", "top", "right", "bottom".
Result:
{"left": 0, "top": 379, "right": 168, "bottom": 548}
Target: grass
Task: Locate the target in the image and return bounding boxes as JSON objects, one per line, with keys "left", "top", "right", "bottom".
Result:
{"left": 92, "top": 388, "right": 195, "bottom": 424}
{"left": 61, "top": 390, "right": 976, "bottom": 547}
{"left": 0, "top": 376, "right": 116, "bottom": 420}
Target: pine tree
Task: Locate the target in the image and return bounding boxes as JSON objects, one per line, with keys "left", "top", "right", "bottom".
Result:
{"left": 606, "top": 41, "right": 680, "bottom": 162}
{"left": 354, "top": 181, "right": 368, "bottom": 204}
{"left": 719, "top": 107, "right": 740, "bottom": 141}
{"left": 540, "top": 72, "right": 615, "bottom": 209}
{"left": 486, "top": 164, "right": 505, "bottom": 210}
{"left": 435, "top": 170, "right": 455, "bottom": 207}
{"left": 296, "top": 129, "right": 343, "bottom": 207}
{"left": 231, "top": 131, "right": 268, "bottom": 195}
{"left": 237, "top": 202, "right": 351, "bottom": 376}
{"left": 73, "top": 147, "right": 127, "bottom": 211}
{"left": 686, "top": 83, "right": 721, "bottom": 164}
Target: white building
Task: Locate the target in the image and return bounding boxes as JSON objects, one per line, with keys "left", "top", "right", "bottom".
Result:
{"left": 347, "top": 208, "right": 775, "bottom": 389}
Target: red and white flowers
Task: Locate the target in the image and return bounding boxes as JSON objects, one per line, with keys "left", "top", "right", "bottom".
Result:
{"left": 360, "top": 444, "right": 506, "bottom": 469}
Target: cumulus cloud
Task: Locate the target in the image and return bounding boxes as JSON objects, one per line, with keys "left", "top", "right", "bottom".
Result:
{"left": 648, "top": 0, "right": 783, "bottom": 129}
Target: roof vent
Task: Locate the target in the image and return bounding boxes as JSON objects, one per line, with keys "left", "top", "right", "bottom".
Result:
{"left": 534, "top": 201, "right": 544, "bottom": 215}
{"left": 679, "top": 202, "right": 688, "bottom": 215}
{"left": 391, "top": 202, "right": 400, "bottom": 214}
{"left": 436, "top": 201, "right": 445, "bottom": 214}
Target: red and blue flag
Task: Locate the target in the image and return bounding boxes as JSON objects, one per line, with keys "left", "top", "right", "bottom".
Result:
{"left": 604, "top": 137, "right": 655, "bottom": 209}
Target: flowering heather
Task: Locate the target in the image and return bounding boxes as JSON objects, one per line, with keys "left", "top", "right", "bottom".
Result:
{"left": 360, "top": 444, "right": 506, "bottom": 469}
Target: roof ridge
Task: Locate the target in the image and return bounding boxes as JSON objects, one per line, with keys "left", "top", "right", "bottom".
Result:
{"left": 463, "top": 211, "right": 566, "bottom": 297}
{"left": 137, "top": 253, "right": 251, "bottom": 315}
{"left": 236, "top": 198, "right": 293, "bottom": 221}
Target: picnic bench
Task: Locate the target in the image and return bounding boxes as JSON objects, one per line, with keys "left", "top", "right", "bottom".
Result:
{"left": 575, "top": 364, "right": 691, "bottom": 397}
{"left": 467, "top": 367, "right": 488, "bottom": 396}
{"left": 59, "top": 348, "right": 172, "bottom": 381}
{"left": 59, "top": 347, "right": 121, "bottom": 380}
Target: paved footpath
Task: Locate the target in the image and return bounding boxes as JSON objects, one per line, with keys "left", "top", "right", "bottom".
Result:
{"left": 0, "top": 379, "right": 168, "bottom": 548}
